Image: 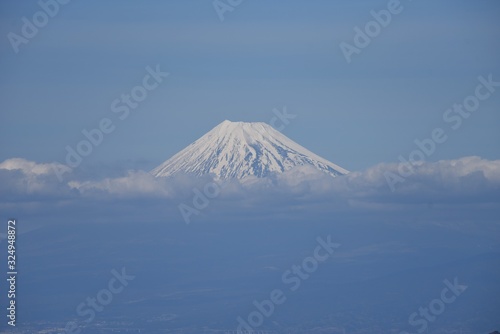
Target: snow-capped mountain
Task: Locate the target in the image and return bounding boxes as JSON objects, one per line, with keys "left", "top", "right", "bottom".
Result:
{"left": 151, "top": 120, "right": 348, "bottom": 179}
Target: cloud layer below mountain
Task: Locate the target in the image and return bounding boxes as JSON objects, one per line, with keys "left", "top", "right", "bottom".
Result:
{"left": 1, "top": 156, "right": 499, "bottom": 226}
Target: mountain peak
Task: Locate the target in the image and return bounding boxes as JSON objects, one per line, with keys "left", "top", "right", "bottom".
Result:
{"left": 152, "top": 121, "right": 348, "bottom": 179}
{"left": 217, "top": 120, "right": 272, "bottom": 131}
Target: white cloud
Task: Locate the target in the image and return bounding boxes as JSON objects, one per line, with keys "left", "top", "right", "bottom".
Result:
{"left": 0, "top": 158, "right": 74, "bottom": 199}
{"left": 333, "top": 156, "right": 500, "bottom": 199}
{"left": 68, "top": 171, "right": 171, "bottom": 198}
{"left": 1, "top": 156, "right": 499, "bottom": 223}
{"left": 0, "top": 157, "right": 71, "bottom": 176}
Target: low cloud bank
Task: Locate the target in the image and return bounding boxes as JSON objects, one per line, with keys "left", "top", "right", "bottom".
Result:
{"left": 1, "top": 156, "right": 499, "bottom": 223}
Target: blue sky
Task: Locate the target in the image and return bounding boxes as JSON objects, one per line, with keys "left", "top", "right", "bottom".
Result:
{"left": 0, "top": 0, "right": 499, "bottom": 171}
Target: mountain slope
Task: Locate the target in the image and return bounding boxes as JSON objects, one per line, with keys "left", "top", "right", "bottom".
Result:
{"left": 151, "top": 120, "right": 348, "bottom": 179}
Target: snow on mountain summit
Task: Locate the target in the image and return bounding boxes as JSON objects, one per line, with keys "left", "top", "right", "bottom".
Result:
{"left": 151, "top": 120, "right": 349, "bottom": 179}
